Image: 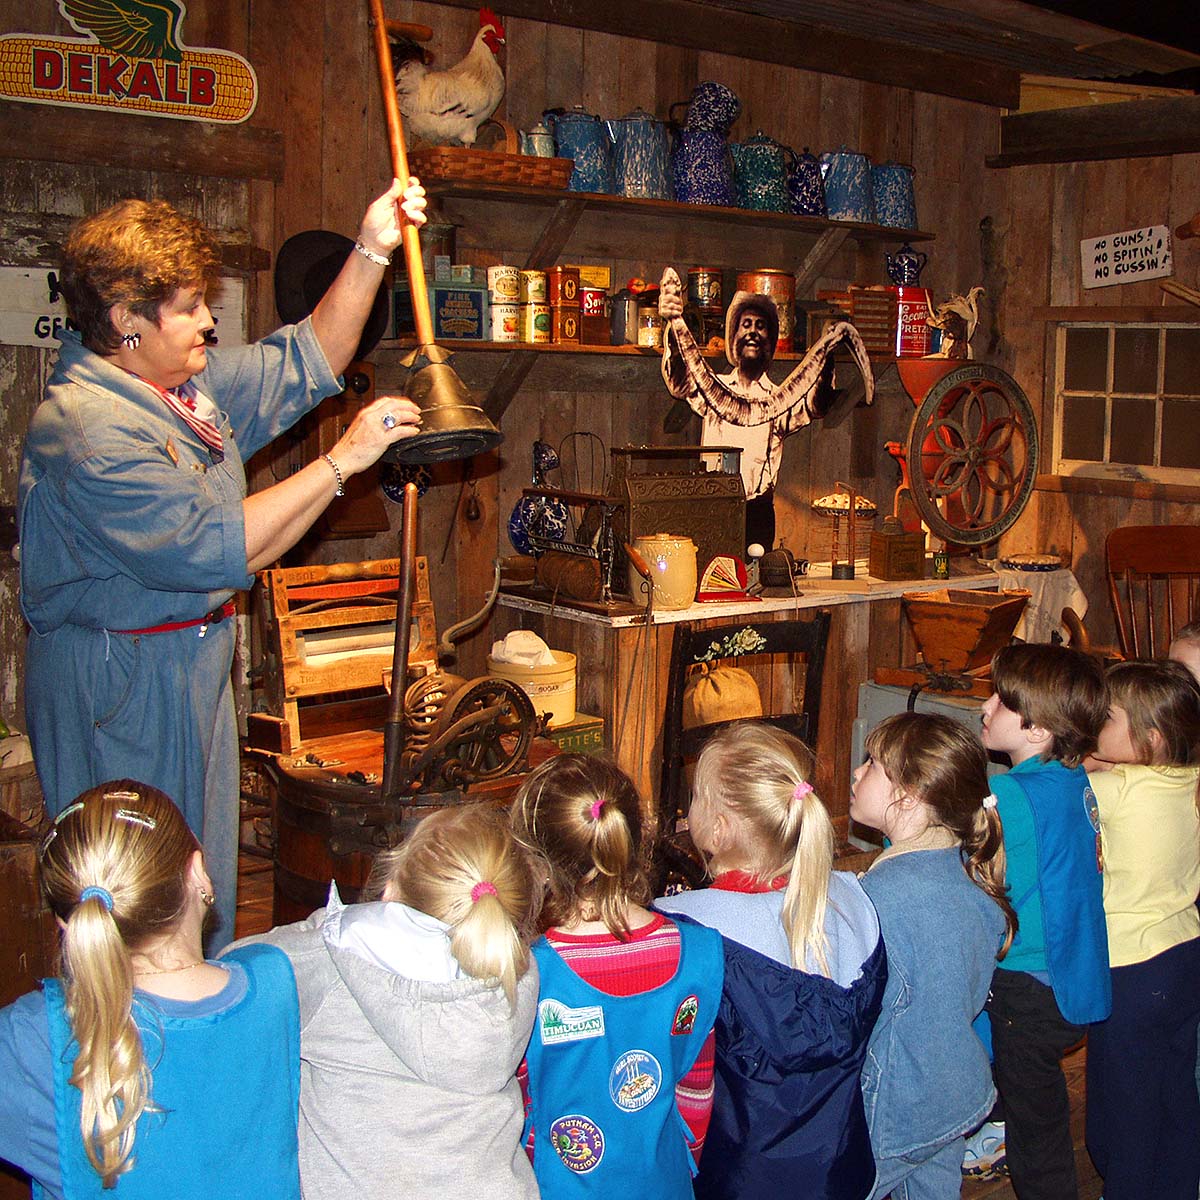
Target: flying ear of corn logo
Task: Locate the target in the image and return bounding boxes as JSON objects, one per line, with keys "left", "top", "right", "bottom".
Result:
{"left": 0, "top": 0, "right": 258, "bottom": 124}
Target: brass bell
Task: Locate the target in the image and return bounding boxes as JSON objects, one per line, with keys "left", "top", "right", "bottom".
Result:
{"left": 384, "top": 344, "right": 503, "bottom": 465}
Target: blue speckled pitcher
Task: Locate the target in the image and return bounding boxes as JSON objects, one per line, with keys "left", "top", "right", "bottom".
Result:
{"left": 787, "top": 147, "right": 827, "bottom": 217}
{"left": 544, "top": 107, "right": 614, "bottom": 194}
{"left": 820, "top": 146, "right": 874, "bottom": 223}
{"left": 671, "top": 127, "right": 736, "bottom": 206}
{"left": 872, "top": 162, "right": 917, "bottom": 229}
{"left": 611, "top": 108, "right": 672, "bottom": 200}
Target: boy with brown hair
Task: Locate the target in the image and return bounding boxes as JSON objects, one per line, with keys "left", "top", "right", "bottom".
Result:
{"left": 980, "top": 644, "right": 1111, "bottom": 1200}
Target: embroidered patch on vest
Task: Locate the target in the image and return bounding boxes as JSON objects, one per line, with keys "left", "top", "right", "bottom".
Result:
{"left": 549, "top": 1114, "right": 605, "bottom": 1173}
{"left": 609, "top": 1049, "right": 662, "bottom": 1112}
{"left": 539, "top": 998, "right": 606, "bottom": 1045}
{"left": 671, "top": 994, "right": 699, "bottom": 1035}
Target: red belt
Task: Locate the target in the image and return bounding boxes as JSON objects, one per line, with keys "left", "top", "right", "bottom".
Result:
{"left": 116, "top": 600, "right": 236, "bottom": 636}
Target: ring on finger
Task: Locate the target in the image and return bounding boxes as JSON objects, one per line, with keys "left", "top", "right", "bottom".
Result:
{"left": 382, "top": 412, "right": 397, "bottom": 431}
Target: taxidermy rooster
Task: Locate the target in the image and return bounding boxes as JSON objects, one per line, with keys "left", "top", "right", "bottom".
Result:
{"left": 392, "top": 8, "right": 506, "bottom": 147}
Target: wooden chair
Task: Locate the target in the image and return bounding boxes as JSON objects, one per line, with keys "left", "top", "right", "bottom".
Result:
{"left": 656, "top": 611, "right": 832, "bottom": 886}
{"left": 1105, "top": 525, "right": 1200, "bottom": 658}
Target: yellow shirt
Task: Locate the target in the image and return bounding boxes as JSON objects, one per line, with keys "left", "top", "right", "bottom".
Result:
{"left": 1091, "top": 763, "right": 1200, "bottom": 968}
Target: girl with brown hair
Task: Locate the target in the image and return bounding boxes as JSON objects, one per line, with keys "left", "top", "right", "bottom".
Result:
{"left": 852, "top": 712, "right": 1016, "bottom": 1200}
{"left": 0, "top": 780, "right": 301, "bottom": 1199}
{"left": 510, "top": 754, "right": 723, "bottom": 1200}
{"left": 233, "top": 804, "right": 540, "bottom": 1200}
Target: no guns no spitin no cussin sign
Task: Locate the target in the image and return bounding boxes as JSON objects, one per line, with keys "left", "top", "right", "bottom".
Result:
{"left": 0, "top": 0, "right": 257, "bottom": 124}
{"left": 1080, "top": 225, "right": 1173, "bottom": 290}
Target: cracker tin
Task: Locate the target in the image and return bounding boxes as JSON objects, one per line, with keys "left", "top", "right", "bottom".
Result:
{"left": 519, "top": 270, "right": 548, "bottom": 304}
{"left": 547, "top": 265, "right": 581, "bottom": 307}
{"left": 552, "top": 306, "right": 581, "bottom": 344}
{"left": 487, "top": 264, "right": 520, "bottom": 303}
{"left": 491, "top": 302, "right": 520, "bottom": 343}
{"left": 433, "top": 284, "right": 488, "bottom": 341}
{"left": 520, "top": 303, "right": 552, "bottom": 343}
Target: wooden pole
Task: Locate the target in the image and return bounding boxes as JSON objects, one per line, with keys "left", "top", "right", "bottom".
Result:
{"left": 367, "top": 0, "right": 435, "bottom": 347}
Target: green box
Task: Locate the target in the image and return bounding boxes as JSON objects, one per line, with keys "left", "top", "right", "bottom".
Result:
{"left": 543, "top": 712, "right": 605, "bottom": 755}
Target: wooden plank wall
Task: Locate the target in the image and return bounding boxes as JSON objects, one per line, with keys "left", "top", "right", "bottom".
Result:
{"left": 995, "top": 150, "right": 1200, "bottom": 651}
{"left": 4, "top": 0, "right": 1200, "bottom": 735}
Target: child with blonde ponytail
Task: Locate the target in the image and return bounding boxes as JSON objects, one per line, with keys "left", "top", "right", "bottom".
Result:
{"left": 0, "top": 780, "right": 301, "bottom": 1200}
{"left": 232, "top": 803, "right": 540, "bottom": 1200}
{"left": 657, "top": 722, "right": 886, "bottom": 1200}
{"left": 852, "top": 712, "right": 1016, "bottom": 1200}
{"left": 511, "top": 754, "right": 724, "bottom": 1200}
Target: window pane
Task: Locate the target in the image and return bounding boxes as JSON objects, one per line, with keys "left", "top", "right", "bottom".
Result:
{"left": 1063, "top": 328, "right": 1108, "bottom": 391}
{"left": 1164, "top": 328, "right": 1200, "bottom": 395}
{"left": 1061, "top": 394, "right": 1106, "bottom": 460}
{"left": 1112, "top": 328, "right": 1159, "bottom": 393}
{"left": 1110, "top": 398, "right": 1156, "bottom": 465}
{"left": 1161, "top": 400, "right": 1200, "bottom": 468}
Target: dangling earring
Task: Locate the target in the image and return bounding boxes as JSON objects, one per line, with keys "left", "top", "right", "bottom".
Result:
{"left": 121, "top": 330, "right": 141, "bottom": 350}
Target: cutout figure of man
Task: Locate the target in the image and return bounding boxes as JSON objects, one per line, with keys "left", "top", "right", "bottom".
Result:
{"left": 659, "top": 265, "right": 873, "bottom": 549}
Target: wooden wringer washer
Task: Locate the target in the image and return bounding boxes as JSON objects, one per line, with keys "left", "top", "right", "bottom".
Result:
{"left": 250, "top": 485, "right": 541, "bottom": 922}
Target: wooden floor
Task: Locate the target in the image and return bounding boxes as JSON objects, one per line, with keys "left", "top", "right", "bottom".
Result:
{"left": 233, "top": 846, "right": 1102, "bottom": 1197}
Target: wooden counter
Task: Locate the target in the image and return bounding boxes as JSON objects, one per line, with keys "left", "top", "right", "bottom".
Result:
{"left": 496, "top": 568, "right": 998, "bottom": 830}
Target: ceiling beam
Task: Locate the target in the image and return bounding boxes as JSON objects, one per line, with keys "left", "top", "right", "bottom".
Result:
{"left": 431, "top": 0, "right": 1021, "bottom": 107}
{"left": 988, "top": 94, "right": 1200, "bottom": 166}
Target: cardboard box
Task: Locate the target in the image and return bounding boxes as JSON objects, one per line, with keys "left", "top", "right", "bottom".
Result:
{"left": 542, "top": 712, "right": 605, "bottom": 755}
{"left": 565, "top": 263, "right": 612, "bottom": 290}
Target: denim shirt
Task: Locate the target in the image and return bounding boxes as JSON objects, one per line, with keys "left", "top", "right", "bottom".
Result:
{"left": 860, "top": 847, "right": 1006, "bottom": 1159}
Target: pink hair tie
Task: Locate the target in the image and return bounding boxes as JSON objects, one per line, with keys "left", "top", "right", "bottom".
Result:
{"left": 792, "top": 780, "right": 814, "bottom": 802}
{"left": 470, "top": 881, "right": 498, "bottom": 903}
{"left": 589, "top": 799, "right": 605, "bottom": 821}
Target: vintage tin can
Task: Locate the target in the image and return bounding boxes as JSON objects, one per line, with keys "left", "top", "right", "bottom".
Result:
{"left": 519, "top": 303, "right": 551, "bottom": 343}
{"left": 547, "top": 265, "right": 581, "bottom": 308}
{"left": 519, "top": 270, "right": 548, "bottom": 304}
{"left": 687, "top": 267, "right": 722, "bottom": 311}
{"left": 637, "top": 305, "right": 663, "bottom": 349}
{"left": 581, "top": 313, "right": 610, "bottom": 345}
{"left": 432, "top": 284, "right": 488, "bottom": 341}
{"left": 551, "top": 306, "right": 581, "bottom": 344}
{"left": 737, "top": 268, "right": 796, "bottom": 353}
{"left": 580, "top": 286, "right": 608, "bottom": 318}
{"left": 487, "top": 264, "right": 520, "bottom": 303}
{"left": 491, "top": 302, "right": 520, "bottom": 343}
{"left": 894, "top": 285, "right": 932, "bottom": 357}
{"left": 566, "top": 263, "right": 612, "bottom": 290}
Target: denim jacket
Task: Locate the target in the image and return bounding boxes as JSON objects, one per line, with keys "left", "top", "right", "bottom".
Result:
{"left": 860, "top": 846, "right": 1006, "bottom": 1159}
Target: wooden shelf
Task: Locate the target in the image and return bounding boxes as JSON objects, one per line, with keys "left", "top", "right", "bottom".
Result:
{"left": 400, "top": 179, "right": 932, "bottom": 419}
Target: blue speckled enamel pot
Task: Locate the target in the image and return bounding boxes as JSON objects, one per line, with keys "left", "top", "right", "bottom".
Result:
{"left": 872, "top": 162, "right": 917, "bottom": 229}
{"left": 820, "top": 146, "right": 874, "bottom": 223}
{"left": 731, "top": 131, "right": 793, "bottom": 213}
{"left": 544, "top": 107, "right": 614, "bottom": 194}
{"left": 672, "top": 129, "right": 736, "bottom": 206}
{"left": 787, "top": 148, "right": 827, "bottom": 217}
{"left": 612, "top": 108, "right": 672, "bottom": 200}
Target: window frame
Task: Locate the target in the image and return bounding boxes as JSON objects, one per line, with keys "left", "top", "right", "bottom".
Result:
{"left": 1052, "top": 321, "right": 1200, "bottom": 486}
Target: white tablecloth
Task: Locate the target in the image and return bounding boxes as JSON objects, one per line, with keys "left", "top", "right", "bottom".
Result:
{"left": 996, "top": 567, "right": 1087, "bottom": 645}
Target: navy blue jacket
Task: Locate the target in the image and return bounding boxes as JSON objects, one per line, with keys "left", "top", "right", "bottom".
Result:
{"left": 680, "top": 916, "right": 887, "bottom": 1200}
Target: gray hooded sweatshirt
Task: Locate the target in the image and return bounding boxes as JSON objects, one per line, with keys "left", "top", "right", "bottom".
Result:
{"left": 230, "top": 890, "right": 538, "bottom": 1200}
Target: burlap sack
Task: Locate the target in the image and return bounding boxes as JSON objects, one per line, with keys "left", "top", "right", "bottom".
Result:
{"left": 682, "top": 662, "right": 763, "bottom": 730}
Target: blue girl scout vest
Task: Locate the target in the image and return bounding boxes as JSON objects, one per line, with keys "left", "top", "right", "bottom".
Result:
{"left": 526, "top": 921, "right": 723, "bottom": 1199}
{"left": 40, "top": 944, "right": 301, "bottom": 1200}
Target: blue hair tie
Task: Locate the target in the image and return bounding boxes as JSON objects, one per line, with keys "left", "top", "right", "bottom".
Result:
{"left": 79, "top": 885, "right": 114, "bottom": 912}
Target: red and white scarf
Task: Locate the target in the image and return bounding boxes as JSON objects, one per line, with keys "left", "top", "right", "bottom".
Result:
{"left": 128, "top": 371, "right": 224, "bottom": 462}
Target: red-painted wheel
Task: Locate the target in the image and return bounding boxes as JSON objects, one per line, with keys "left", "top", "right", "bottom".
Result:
{"left": 905, "top": 363, "right": 1038, "bottom": 546}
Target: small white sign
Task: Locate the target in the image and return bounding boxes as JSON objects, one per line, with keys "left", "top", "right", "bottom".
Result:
{"left": 1080, "top": 225, "right": 1173, "bottom": 290}
{"left": 0, "top": 267, "right": 246, "bottom": 348}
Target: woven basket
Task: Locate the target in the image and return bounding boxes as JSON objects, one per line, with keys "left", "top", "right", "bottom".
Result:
{"left": 409, "top": 120, "right": 574, "bottom": 189}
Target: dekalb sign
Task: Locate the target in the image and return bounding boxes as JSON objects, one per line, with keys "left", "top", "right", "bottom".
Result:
{"left": 0, "top": 0, "right": 257, "bottom": 124}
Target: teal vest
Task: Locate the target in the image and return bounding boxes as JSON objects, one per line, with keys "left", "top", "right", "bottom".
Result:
{"left": 994, "top": 761, "right": 1111, "bottom": 1025}
{"left": 40, "top": 944, "right": 300, "bottom": 1200}
{"left": 526, "top": 921, "right": 723, "bottom": 1199}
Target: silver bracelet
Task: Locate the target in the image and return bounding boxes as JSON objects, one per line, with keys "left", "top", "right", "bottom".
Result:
{"left": 321, "top": 453, "right": 345, "bottom": 497}
{"left": 354, "top": 240, "right": 390, "bottom": 266}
